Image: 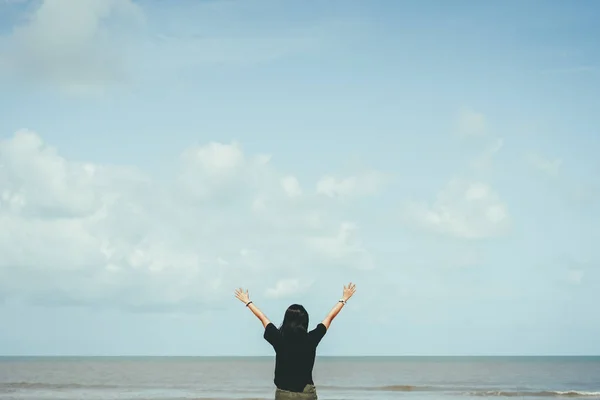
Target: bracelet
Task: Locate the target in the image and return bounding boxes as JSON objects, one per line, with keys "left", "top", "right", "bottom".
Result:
{"left": 245, "top": 301, "right": 253, "bottom": 307}
{"left": 339, "top": 299, "right": 346, "bottom": 305}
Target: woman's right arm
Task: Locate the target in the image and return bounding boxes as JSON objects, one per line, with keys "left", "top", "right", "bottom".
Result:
{"left": 322, "top": 282, "right": 356, "bottom": 329}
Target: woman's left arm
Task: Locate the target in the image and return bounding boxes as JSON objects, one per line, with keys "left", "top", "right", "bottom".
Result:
{"left": 234, "top": 288, "right": 271, "bottom": 328}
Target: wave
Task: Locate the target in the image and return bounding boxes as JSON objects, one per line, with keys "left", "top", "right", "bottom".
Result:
{"left": 371, "top": 385, "right": 434, "bottom": 391}
{"left": 321, "top": 385, "right": 600, "bottom": 397}
{"left": 375, "top": 387, "right": 600, "bottom": 397}
{"left": 467, "top": 391, "right": 600, "bottom": 398}
{"left": 0, "top": 382, "right": 121, "bottom": 390}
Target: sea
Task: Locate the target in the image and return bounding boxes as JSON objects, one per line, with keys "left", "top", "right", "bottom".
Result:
{"left": 0, "top": 356, "right": 599, "bottom": 400}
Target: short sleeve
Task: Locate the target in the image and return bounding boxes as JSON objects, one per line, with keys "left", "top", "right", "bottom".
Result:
{"left": 263, "top": 323, "right": 281, "bottom": 349}
{"left": 309, "top": 323, "right": 327, "bottom": 346}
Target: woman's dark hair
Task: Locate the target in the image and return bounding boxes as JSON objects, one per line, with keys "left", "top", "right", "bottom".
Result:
{"left": 279, "top": 304, "right": 309, "bottom": 339}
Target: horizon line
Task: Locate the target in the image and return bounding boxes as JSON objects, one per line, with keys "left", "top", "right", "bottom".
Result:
{"left": 1, "top": 354, "right": 599, "bottom": 358}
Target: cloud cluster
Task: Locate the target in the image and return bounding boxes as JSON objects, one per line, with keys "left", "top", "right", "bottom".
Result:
{"left": 0, "top": 109, "right": 520, "bottom": 312}
{"left": 405, "top": 180, "right": 510, "bottom": 239}
{"left": 316, "top": 171, "right": 387, "bottom": 198}
{"left": 0, "top": 0, "right": 354, "bottom": 94}
{"left": 0, "top": 0, "right": 143, "bottom": 93}
{"left": 0, "top": 130, "right": 380, "bottom": 311}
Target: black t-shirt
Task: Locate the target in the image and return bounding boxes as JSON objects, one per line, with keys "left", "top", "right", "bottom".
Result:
{"left": 263, "top": 322, "right": 327, "bottom": 392}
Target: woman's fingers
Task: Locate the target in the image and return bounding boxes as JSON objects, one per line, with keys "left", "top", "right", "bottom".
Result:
{"left": 234, "top": 288, "right": 250, "bottom": 301}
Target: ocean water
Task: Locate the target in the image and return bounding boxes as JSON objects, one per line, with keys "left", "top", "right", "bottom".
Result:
{"left": 0, "top": 356, "right": 599, "bottom": 400}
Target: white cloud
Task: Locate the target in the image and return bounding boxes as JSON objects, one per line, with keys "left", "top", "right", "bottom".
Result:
{"left": 457, "top": 107, "right": 486, "bottom": 137}
{"left": 526, "top": 152, "right": 562, "bottom": 177}
{"left": 281, "top": 175, "right": 302, "bottom": 198}
{"left": 307, "top": 222, "right": 374, "bottom": 270}
{"left": 183, "top": 141, "right": 245, "bottom": 173}
{"left": 567, "top": 269, "right": 584, "bottom": 285}
{"left": 316, "top": 171, "right": 386, "bottom": 198}
{"left": 0, "top": 130, "right": 375, "bottom": 311}
{"left": 405, "top": 180, "right": 510, "bottom": 239}
{"left": 0, "top": 0, "right": 143, "bottom": 93}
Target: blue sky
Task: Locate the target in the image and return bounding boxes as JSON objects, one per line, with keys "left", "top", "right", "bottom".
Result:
{"left": 0, "top": 0, "right": 599, "bottom": 356}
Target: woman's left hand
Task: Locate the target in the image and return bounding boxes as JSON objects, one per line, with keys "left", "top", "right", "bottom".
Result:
{"left": 234, "top": 288, "right": 250, "bottom": 304}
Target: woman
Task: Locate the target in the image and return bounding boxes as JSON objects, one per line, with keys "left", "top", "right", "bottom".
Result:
{"left": 234, "top": 283, "right": 357, "bottom": 400}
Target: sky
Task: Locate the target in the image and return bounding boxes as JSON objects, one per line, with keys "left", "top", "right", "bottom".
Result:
{"left": 0, "top": 0, "right": 599, "bottom": 356}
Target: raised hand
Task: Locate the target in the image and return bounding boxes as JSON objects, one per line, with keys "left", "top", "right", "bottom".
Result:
{"left": 234, "top": 288, "right": 251, "bottom": 304}
{"left": 342, "top": 282, "right": 356, "bottom": 302}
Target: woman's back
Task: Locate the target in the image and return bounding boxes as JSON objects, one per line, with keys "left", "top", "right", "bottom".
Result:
{"left": 264, "top": 321, "right": 327, "bottom": 392}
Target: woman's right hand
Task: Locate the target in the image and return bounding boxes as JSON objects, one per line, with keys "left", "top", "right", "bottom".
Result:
{"left": 342, "top": 282, "right": 356, "bottom": 301}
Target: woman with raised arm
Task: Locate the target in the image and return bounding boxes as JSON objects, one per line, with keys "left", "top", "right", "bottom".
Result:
{"left": 234, "top": 283, "right": 357, "bottom": 400}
